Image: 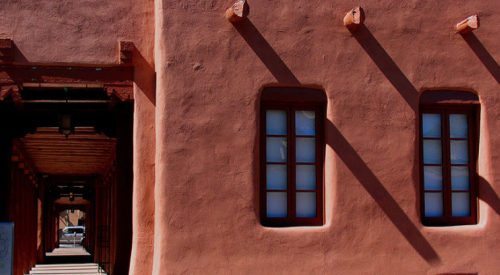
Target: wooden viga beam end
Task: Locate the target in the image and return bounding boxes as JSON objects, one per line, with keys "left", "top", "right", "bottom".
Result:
{"left": 344, "top": 7, "right": 365, "bottom": 30}
{"left": 226, "top": 0, "right": 249, "bottom": 23}
{"left": 456, "top": 15, "right": 479, "bottom": 34}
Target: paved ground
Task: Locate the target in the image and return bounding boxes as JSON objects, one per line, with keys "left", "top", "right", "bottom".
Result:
{"left": 30, "top": 247, "right": 106, "bottom": 274}
{"left": 46, "top": 247, "right": 91, "bottom": 257}
{"left": 28, "top": 263, "right": 106, "bottom": 275}
{"left": 59, "top": 244, "right": 84, "bottom": 248}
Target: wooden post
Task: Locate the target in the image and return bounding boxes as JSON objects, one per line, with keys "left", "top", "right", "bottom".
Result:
{"left": 0, "top": 114, "right": 13, "bottom": 222}
{"left": 111, "top": 108, "right": 133, "bottom": 274}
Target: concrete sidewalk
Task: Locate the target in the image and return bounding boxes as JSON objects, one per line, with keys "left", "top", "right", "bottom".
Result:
{"left": 46, "top": 247, "right": 91, "bottom": 257}
{"left": 28, "top": 263, "right": 106, "bottom": 275}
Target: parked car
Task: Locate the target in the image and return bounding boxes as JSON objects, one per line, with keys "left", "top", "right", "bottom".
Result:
{"left": 60, "top": 226, "right": 85, "bottom": 245}
{"left": 0, "top": 227, "right": 9, "bottom": 257}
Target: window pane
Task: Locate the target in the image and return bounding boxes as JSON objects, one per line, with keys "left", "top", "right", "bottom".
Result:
{"left": 449, "top": 114, "right": 468, "bottom": 138}
{"left": 295, "top": 111, "right": 316, "bottom": 136}
{"left": 451, "top": 166, "right": 470, "bottom": 191}
{"left": 266, "top": 137, "right": 287, "bottom": 162}
{"left": 424, "top": 193, "right": 443, "bottom": 217}
{"left": 296, "top": 165, "right": 316, "bottom": 190}
{"left": 296, "top": 192, "right": 317, "bottom": 217}
{"left": 450, "top": 140, "right": 469, "bottom": 164}
{"left": 452, "top": 193, "right": 471, "bottom": 217}
{"left": 296, "top": 138, "right": 316, "bottom": 163}
{"left": 423, "top": 140, "right": 442, "bottom": 164}
{"left": 266, "top": 110, "right": 287, "bottom": 135}
{"left": 266, "top": 165, "right": 287, "bottom": 190}
{"left": 267, "top": 192, "right": 287, "bottom": 217}
{"left": 422, "top": 114, "right": 442, "bottom": 138}
{"left": 424, "top": 166, "right": 443, "bottom": 190}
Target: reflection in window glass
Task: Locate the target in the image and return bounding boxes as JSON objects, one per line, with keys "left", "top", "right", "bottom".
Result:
{"left": 266, "top": 110, "right": 287, "bottom": 135}
{"left": 423, "top": 140, "right": 442, "bottom": 164}
{"left": 451, "top": 167, "right": 470, "bottom": 191}
{"left": 296, "top": 192, "right": 316, "bottom": 217}
{"left": 266, "top": 165, "right": 287, "bottom": 190}
{"left": 450, "top": 140, "right": 469, "bottom": 164}
{"left": 295, "top": 111, "right": 316, "bottom": 136}
{"left": 452, "top": 193, "right": 470, "bottom": 217}
{"left": 266, "top": 137, "right": 287, "bottom": 162}
{"left": 424, "top": 193, "right": 444, "bottom": 217}
{"left": 422, "top": 114, "right": 441, "bottom": 138}
{"left": 296, "top": 165, "right": 316, "bottom": 190}
{"left": 449, "top": 114, "right": 468, "bottom": 138}
{"left": 423, "top": 166, "right": 443, "bottom": 191}
{"left": 296, "top": 138, "right": 316, "bottom": 163}
{"left": 267, "top": 192, "right": 287, "bottom": 217}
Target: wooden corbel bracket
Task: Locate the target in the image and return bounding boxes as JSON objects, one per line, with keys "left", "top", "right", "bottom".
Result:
{"left": 105, "top": 85, "right": 134, "bottom": 101}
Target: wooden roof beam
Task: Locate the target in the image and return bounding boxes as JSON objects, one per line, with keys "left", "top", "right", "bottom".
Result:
{"left": 10, "top": 85, "right": 23, "bottom": 110}
{"left": 105, "top": 85, "right": 133, "bottom": 102}
{"left": 344, "top": 7, "right": 365, "bottom": 31}
{"left": 0, "top": 85, "right": 17, "bottom": 100}
{"left": 456, "top": 15, "right": 479, "bottom": 34}
{"left": 0, "top": 64, "right": 133, "bottom": 100}
{"left": 0, "top": 38, "right": 13, "bottom": 64}
{"left": 226, "top": 0, "right": 249, "bottom": 23}
{"left": 119, "top": 41, "right": 134, "bottom": 65}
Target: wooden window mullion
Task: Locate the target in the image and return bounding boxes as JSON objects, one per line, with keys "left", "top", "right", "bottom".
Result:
{"left": 289, "top": 106, "right": 296, "bottom": 220}
{"left": 316, "top": 107, "right": 323, "bottom": 222}
{"left": 443, "top": 110, "right": 452, "bottom": 220}
{"left": 261, "top": 99, "right": 324, "bottom": 226}
{"left": 468, "top": 110, "right": 477, "bottom": 220}
{"left": 421, "top": 104, "right": 478, "bottom": 226}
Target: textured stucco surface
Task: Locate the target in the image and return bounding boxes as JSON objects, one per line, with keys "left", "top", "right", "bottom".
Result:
{"left": 153, "top": 1, "right": 500, "bottom": 274}
{"left": 3, "top": 0, "right": 500, "bottom": 274}
{"left": 0, "top": 0, "right": 156, "bottom": 274}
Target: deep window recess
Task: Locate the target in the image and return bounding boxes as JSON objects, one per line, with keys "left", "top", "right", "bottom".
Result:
{"left": 420, "top": 91, "right": 479, "bottom": 226}
{"left": 260, "top": 87, "right": 325, "bottom": 227}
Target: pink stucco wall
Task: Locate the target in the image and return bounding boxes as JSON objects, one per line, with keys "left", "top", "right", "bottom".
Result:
{"left": 0, "top": 0, "right": 156, "bottom": 274}
{"left": 154, "top": 1, "right": 500, "bottom": 274}
{"left": 3, "top": 0, "right": 500, "bottom": 274}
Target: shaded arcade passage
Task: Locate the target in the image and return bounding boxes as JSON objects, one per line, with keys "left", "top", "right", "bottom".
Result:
{"left": 0, "top": 87, "right": 133, "bottom": 275}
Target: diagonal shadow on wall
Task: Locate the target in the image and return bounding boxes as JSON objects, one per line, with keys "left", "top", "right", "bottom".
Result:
{"left": 133, "top": 47, "right": 156, "bottom": 106}
{"left": 326, "top": 120, "right": 441, "bottom": 265}
{"left": 478, "top": 176, "right": 500, "bottom": 217}
{"left": 232, "top": 18, "right": 301, "bottom": 85}
{"left": 350, "top": 25, "right": 418, "bottom": 113}
{"left": 461, "top": 33, "right": 500, "bottom": 86}
{"left": 458, "top": 34, "right": 500, "bottom": 219}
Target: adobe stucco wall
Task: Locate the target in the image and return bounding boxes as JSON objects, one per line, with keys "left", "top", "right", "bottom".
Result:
{"left": 0, "top": 1, "right": 156, "bottom": 274}
{"left": 154, "top": 0, "right": 500, "bottom": 274}
{"left": 3, "top": 0, "right": 500, "bottom": 274}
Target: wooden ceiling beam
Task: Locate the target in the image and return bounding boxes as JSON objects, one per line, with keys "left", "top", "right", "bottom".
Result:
{"left": 17, "top": 129, "right": 116, "bottom": 176}
{"left": 0, "top": 63, "right": 133, "bottom": 100}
